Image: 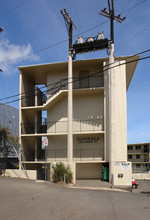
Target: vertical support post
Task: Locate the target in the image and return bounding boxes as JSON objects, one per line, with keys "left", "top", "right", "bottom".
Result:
{"left": 45, "top": 146, "right": 47, "bottom": 181}
{"left": 67, "top": 49, "right": 73, "bottom": 163}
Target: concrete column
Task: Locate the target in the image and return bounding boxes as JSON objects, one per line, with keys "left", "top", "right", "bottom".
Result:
{"left": 109, "top": 43, "right": 115, "bottom": 183}
{"left": 67, "top": 50, "right": 73, "bottom": 163}
{"left": 35, "top": 137, "right": 37, "bottom": 162}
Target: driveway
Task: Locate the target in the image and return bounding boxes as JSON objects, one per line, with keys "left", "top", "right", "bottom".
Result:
{"left": 0, "top": 177, "right": 150, "bottom": 220}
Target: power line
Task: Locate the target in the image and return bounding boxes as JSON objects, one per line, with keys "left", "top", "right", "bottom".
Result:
{"left": 0, "top": 1, "right": 146, "bottom": 63}
{"left": 0, "top": 21, "right": 109, "bottom": 64}
{"left": 1, "top": 53, "right": 150, "bottom": 106}
{"left": 115, "top": 23, "right": 150, "bottom": 53}
{"left": 0, "top": 47, "right": 150, "bottom": 102}
{"left": 120, "top": 0, "right": 147, "bottom": 15}
{"left": 0, "top": 0, "right": 29, "bottom": 17}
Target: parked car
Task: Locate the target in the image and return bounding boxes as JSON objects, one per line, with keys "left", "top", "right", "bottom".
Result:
{"left": 132, "top": 178, "right": 138, "bottom": 189}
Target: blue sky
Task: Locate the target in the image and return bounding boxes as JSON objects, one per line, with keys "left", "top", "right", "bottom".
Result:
{"left": 0, "top": 0, "right": 150, "bottom": 144}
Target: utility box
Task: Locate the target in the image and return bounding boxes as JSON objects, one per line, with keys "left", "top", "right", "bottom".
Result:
{"left": 102, "top": 166, "right": 109, "bottom": 181}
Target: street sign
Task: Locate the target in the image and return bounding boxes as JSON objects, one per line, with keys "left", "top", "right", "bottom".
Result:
{"left": 44, "top": 138, "right": 48, "bottom": 147}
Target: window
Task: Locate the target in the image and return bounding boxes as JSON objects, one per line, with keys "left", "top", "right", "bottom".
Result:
{"left": 135, "top": 145, "right": 141, "bottom": 150}
{"left": 128, "top": 155, "right": 132, "bottom": 159}
{"left": 128, "top": 145, "right": 133, "bottom": 150}
{"left": 136, "top": 164, "right": 141, "bottom": 168}
{"left": 136, "top": 155, "right": 140, "bottom": 159}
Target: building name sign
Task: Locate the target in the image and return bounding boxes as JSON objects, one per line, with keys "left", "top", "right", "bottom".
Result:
{"left": 77, "top": 137, "right": 100, "bottom": 144}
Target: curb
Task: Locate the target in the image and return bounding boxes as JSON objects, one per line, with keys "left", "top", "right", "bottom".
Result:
{"left": 67, "top": 185, "right": 129, "bottom": 193}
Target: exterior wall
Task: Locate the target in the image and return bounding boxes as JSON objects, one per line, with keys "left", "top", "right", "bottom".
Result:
{"left": 47, "top": 95, "right": 67, "bottom": 133}
{"left": 132, "top": 172, "right": 150, "bottom": 180}
{"left": 104, "top": 60, "right": 127, "bottom": 162}
{"left": 47, "top": 136, "right": 67, "bottom": 161}
{"left": 73, "top": 134, "right": 104, "bottom": 162}
{"left": 47, "top": 70, "right": 67, "bottom": 98}
{"left": 47, "top": 91, "right": 104, "bottom": 134}
{"left": 4, "top": 169, "right": 36, "bottom": 180}
{"left": 114, "top": 61, "right": 127, "bottom": 162}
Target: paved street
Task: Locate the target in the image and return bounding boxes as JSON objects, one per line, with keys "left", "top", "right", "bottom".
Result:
{"left": 0, "top": 177, "right": 150, "bottom": 220}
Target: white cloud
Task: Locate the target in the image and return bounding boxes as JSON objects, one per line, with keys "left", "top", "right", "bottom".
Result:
{"left": 0, "top": 37, "right": 39, "bottom": 74}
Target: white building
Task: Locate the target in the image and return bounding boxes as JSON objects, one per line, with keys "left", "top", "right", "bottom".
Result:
{"left": 18, "top": 56, "right": 139, "bottom": 186}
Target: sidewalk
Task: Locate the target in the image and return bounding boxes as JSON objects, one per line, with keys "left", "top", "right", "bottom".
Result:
{"left": 67, "top": 179, "right": 130, "bottom": 192}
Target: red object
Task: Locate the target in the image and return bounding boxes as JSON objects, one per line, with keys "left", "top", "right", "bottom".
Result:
{"left": 132, "top": 180, "right": 138, "bottom": 189}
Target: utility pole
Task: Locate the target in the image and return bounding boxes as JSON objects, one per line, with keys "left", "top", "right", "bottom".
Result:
{"left": 99, "top": 0, "right": 126, "bottom": 185}
{"left": 60, "top": 9, "right": 77, "bottom": 164}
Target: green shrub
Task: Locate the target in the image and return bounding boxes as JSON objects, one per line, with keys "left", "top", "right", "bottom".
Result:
{"left": 147, "top": 162, "right": 150, "bottom": 172}
{"left": 52, "top": 162, "right": 73, "bottom": 183}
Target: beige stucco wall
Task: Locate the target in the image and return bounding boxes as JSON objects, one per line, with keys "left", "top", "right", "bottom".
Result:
{"left": 47, "top": 136, "right": 67, "bottom": 161}
{"left": 47, "top": 92, "right": 104, "bottom": 133}
{"left": 73, "top": 134, "right": 104, "bottom": 161}
{"left": 114, "top": 61, "right": 127, "bottom": 162}
{"left": 4, "top": 169, "right": 36, "bottom": 180}
{"left": 47, "top": 70, "right": 67, "bottom": 98}
{"left": 76, "top": 163, "right": 102, "bottom": 179}
{"left": 104, "top": 60, "right": 127, "bottom": 163}
{"left": 132, "top": 172, "right": 150, "bottom": 180}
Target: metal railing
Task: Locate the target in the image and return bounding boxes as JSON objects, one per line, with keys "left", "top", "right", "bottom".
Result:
{"left": 73, "top": 148, "right": 103, "bottom": 161}
{"left": 129, "top": 158, "right": 149, "bottom": 163}
{"left": 21, "top": 123, "right": 35, "bottom": 134}
{"left": 21, "top": 119, "right": 104, "bottom": 134}
{"left": 21, "top": 148, "right": 104, "bottom": 162}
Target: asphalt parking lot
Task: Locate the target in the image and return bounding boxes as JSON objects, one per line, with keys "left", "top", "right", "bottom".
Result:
{"left": 0, "top": 176, "right": 150, "bottom": 220}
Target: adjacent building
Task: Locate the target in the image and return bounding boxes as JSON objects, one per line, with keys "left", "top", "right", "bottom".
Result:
{"left": 127, "top": 143, "right": 150, "bottom": 173}
{"left": 18, "top": 56, "right": 138, "bottom": 185}
{"left": 0, "top": 102, "right": 19, "bottom": 137}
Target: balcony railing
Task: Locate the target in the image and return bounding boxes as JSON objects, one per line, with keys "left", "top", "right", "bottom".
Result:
{"left": 21, "top": 119, "right": 104, "bottom": 134}
{"left": 21, "top": 123, "right": 35, "bottom": 134}
{"left": 129, "top": 158, "right": 149, "bottom": 163}
{"left": 21, "top": 92, "right": 47, "bottom": 107}
{"left": 21, "top": 148, "right": 104, "bottom": 162}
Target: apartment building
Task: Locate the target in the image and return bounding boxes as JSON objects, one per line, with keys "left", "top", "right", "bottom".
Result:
{"left": 128, "top": 143, "right": 150, "bottom": 173}
{"left": 19, "top": 56, "right": 138, "bottom": 185}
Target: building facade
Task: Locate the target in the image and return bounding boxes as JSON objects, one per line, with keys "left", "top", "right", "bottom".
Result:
{"left": 0, "top": 102, "right": 19, "bottom": 137}
{"left": 128, "top": 143, "right": 150, "bottom": 173}
{"left": 19, "top": 57, "right": 138, "bottom": 185}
